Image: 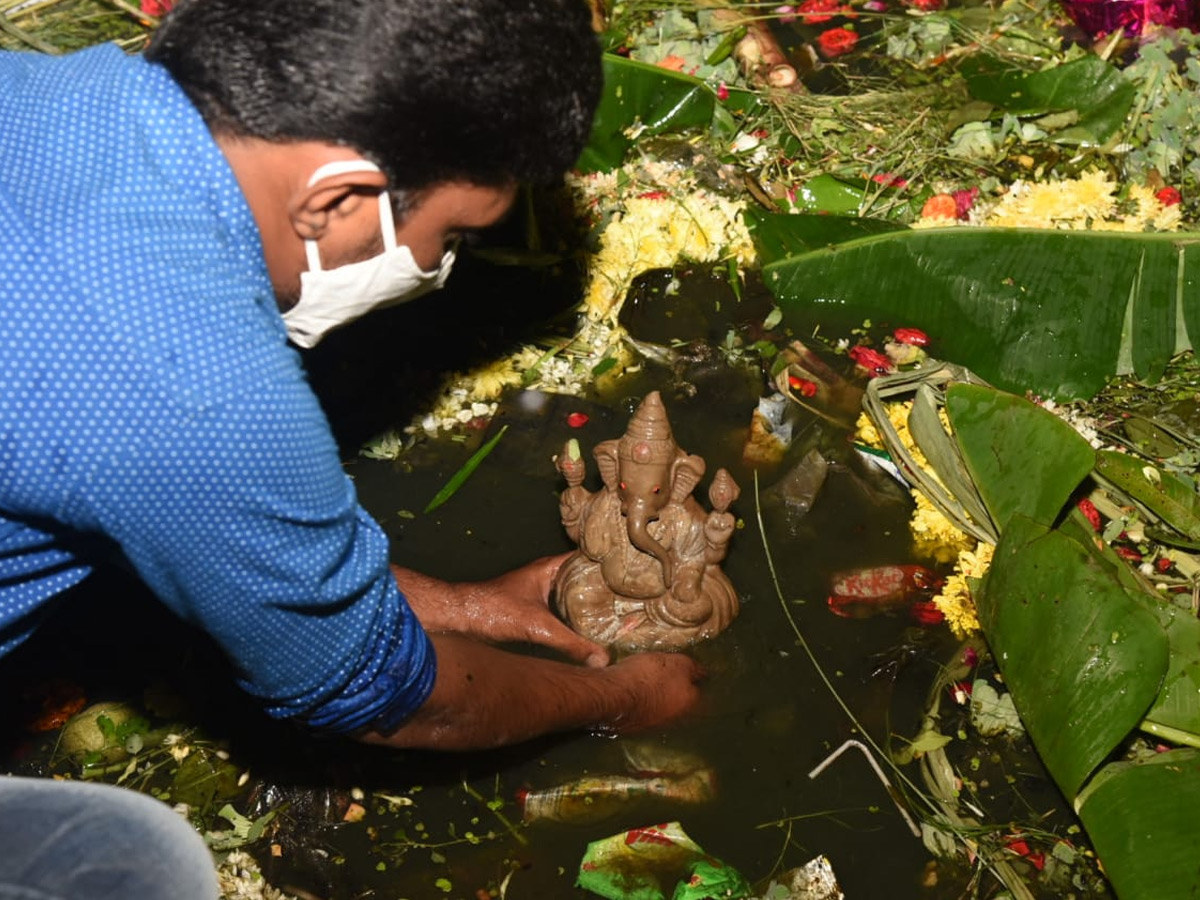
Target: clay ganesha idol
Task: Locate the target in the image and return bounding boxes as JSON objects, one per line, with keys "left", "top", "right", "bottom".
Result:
{"left": 553, "top": 391, "right": 741, "bottom": 652}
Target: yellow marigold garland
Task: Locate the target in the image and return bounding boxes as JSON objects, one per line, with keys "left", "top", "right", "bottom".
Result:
{"left": 855, "top": 403, "right": 987, "bottom": 635}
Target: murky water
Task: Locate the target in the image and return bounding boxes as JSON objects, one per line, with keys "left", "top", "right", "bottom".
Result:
{"left": 0, "top": 262, "right": 1080, "bottom": 900}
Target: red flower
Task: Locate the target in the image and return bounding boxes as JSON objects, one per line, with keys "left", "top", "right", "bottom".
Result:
{"left": 798, "top": 0, "right": 842, "bottom": 23}
{"left": 788, "top": 375, "right": 819, "bottom": 397}
{"left": 1077, "top": 498, "right": 1102, "bottom": 531}
{"left": 893, "top": 327, "right": 929, "bottom": 347}
{"left": 961, "top": 646, "right": 979, "bottom": 667}
{"left": 566, "top": 412, "right": 589, "bottom": 428}
{"left": 1155, "top": 556, "right": 1173, "bottom": 573}
{"left": 637, "top": 191, "right": 667, "bottom": 200}
{"left": 817, "top": 26, "right": 858, "bottom": 57}
{"left": 953, "top": 187, "right": 979, "bottom": 218}
{"left": 141, "top": 0, "right": 173, "bottom": 15}
{"left": 909, "top": 600, "right": 945, "bottom": 626}
{"left": 716, "top": 82, "right": 730, "bottom": 101}
{"left": 905, "top": 0, "right": 945, "bottom": 9}
{"left": 849, "top": 344, "right": 893, "bottom": 375}
{"left": 1156, "top": 186, "right": 1182, "bottom": 206}
{"left": 1114, "top": 545, "right": 1143, "bottom": 564}
{"left": 872, "top": 172, "right": 908, "bottom": 188}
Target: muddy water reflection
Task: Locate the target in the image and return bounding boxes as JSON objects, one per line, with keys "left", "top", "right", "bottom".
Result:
{"left": 337, "top": 376, "right": 958, "bottom": 899}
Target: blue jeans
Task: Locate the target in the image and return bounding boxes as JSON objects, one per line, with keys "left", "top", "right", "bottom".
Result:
{"left": 0, "top": 776, "right": 218, "bottom": 899}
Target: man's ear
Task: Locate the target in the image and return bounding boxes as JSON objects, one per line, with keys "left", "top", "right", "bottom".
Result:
{"left": 287, "top": 168, "right": 389, "bottom": 241}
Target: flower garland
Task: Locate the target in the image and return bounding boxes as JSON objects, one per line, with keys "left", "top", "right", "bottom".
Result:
{"left": 855, "top": 404, "right": 985, "bottom": 637}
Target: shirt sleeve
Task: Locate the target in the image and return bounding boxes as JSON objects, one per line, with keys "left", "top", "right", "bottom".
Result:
{"left": 81, "top": 374, "right": 435, "bottom": 734}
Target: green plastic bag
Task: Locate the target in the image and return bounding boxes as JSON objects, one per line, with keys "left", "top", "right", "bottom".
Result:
{"left": 577, "top": 822, "right": 751, "bottom": 900}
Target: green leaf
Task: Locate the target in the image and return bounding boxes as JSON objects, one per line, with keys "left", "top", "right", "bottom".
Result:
{"left": 978, "top": 514, "right": 1170, "bottom": 798}
{"left": 1095, "top": 449, "right": 1200, "bottom": 542}
{"left": 1143, "top": 606, "right": 1200, "bottom": 738}
{"left": 576, "top": 55, "right": 716, "bottom": 173}
{"left": 963, "top": 55, "right": 1136, "bottom": 144}
{"left": 424, "top": 425, "right": 509, "bottom": 515}
{"left": 742, "top": 208, "right": 906, "bottom": 264}
{"left": 1076, "top": 750, "right": 1200, "bottom": 900}
{"left": 766, "top": 228, "right": 1199, "bottom": 401}
{"left": 947, "top": 384, "right": 1095, "bottom": 531}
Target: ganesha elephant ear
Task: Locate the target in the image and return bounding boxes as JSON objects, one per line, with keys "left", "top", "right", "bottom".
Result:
{"left": 594, "top": 439, "right": 620, "bottom": 489}
{"left": 669, "top": 453, "right": 706, "bottom": 503}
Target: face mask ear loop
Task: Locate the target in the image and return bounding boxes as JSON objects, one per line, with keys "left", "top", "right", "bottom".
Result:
{"left": 302, "top": 159, "right": 386, "bottom": 273}
{"left": 304, "top": 236, "right": 325, "bottom": 273}
{"left": 378, "top": 192, "right": 398, "bottom": 251}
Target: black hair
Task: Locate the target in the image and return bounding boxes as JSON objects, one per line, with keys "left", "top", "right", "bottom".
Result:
{"left": 145, "top": 0, "right": 602, "bottom": 195}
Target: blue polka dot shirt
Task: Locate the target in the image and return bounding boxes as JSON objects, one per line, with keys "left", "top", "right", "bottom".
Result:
{"left": 0, "top": 45, "right": 436, "bottom": 735}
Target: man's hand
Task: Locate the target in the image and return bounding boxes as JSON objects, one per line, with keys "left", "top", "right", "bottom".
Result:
{"left": 391, "top": 555, "right": 609, "bottom": 667}
{"left": 359, "top": 634, "right": 704, "bottom": 751}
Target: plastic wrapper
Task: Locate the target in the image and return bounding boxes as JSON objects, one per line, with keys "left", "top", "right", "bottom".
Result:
{"left": 577, "top": 822, "right": 750, "bottom": 900}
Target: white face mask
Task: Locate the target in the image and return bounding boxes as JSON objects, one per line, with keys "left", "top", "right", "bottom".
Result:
{"left": 282, "top": 159, "right": 457, "bottom": 348}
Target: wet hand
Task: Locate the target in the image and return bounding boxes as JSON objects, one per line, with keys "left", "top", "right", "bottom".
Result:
{"left": 600, "top": 652, "right": 705, "bottom": 734}
{"left": 393, "top": 556, "right": 610, "bottom": 668}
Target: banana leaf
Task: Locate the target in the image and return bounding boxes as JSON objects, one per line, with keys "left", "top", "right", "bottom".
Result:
{"left": 762, "top": 227, "right": 1200, "bottom": 401}
{"left": 1143, "top": 608, "right": 1200, "bottom": 738}
{"left": 576, "top": 55, "right": 718, "bottom": 173}
{"left": 962, "top": 55, "right": 1136, "bottom": 145}
{"left": 743, "top": 207, "right": 905, "bottom": 259}
{"left": 945, "top": 383, "right": 1095, "bottom": 531}
{"left": 1095, "top": 449, "right": 1200, "bottom": 542}
{"left": 1075, "top": 749, "right": 1200, "bottom": 900}
{"left": 975, "top": 513, "right": 1170, "bottom": 798}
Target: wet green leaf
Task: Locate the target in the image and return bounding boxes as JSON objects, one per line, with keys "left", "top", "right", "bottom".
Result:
{"left": 743, "top": 208, "right": 905, "bottom": 262}
{"left": 1141, "top": 603, "right": 1200, "bottom": 737}
{"left": 1095, "top": 449, "right": 1200, "bottom": 542}
{"left": 424, "top": 425, "right": 509, "bottom": 514}
{"left": 1076, "top": 749, "right": 1200, "bottom": 900}
{"left": 766, "top": 228, "right": 1200, "bottom": 401}
{"left": 947, "top": 384, "right": 1095, "bottom": 531}
{"left": 576, "top": 55, "right": 717, "bottom": 173}
{"left": 978, "top": 514, "right": 1169, "bottom": 798}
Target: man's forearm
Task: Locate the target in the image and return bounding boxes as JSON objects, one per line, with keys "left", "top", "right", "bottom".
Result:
{"left": 358, "top": 633, "right": 636, "bottom": 751}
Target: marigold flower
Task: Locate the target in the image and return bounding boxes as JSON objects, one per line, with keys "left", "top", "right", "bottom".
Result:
{"left": 921, "top": 194, "right": 957, "bottom": 220}
{"left": 817, "top": 26, "right": 859, "bottom": 57}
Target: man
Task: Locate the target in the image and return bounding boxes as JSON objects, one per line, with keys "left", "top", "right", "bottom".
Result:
{"left": 0, "top": 0, "right": 701, "bottom": 895}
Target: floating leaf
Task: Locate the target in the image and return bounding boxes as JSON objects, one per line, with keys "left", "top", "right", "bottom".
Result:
{"left": 424, "top": 425, "right": 509, "bottom": 515}
{"left": 1076, "top": 749, "right": 1200, "bottom": 900}
{"left": 977, "top": 514, "right": 1169, "bottom": 798}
